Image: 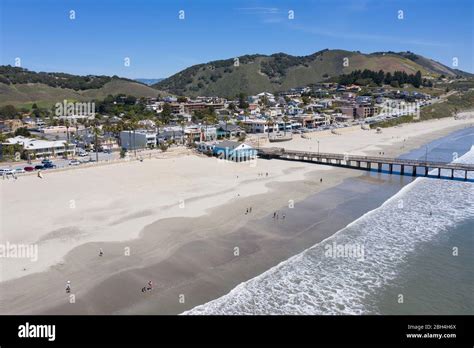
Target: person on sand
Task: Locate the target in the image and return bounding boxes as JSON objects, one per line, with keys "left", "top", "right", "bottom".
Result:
{"left": 320, "top": 178, "right": 323, "bottom": 183}
{"left": 99, "top": 248, "right": 103, "bottom": 257}
{"left": 65, "top": 281, "right": 71, "bottom": 294}
{"left": 249, "top": 207, "right": 252, "bottom": 213}
{"left": 282, "top": 214, "right": 285, "bottom": 220}
{"left": 38, "top": 170, "right": 43, "bottom": 179}
{"left": 245, "top": 208, "right": 248, "bottom": 215}
{"left": 273, "top": 211, "right": 276, "bottom": 219}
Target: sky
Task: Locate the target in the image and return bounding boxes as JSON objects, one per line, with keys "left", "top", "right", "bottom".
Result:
{"left": 1, "top": 0, "right": 473, "bottom": 78}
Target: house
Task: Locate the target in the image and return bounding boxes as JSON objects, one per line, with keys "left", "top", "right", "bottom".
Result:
{"left": 120, "top": 130, "right": 157, "bottom": 150}
{"left": 212, "top": 141, "right": 257, "bottom": 162}
{"left": 242, "top": 119, "right": 270, "bottom": 134}
{"left": 3, "top": 136, "right": 76, "bottom": 159}
{"left": 217, "top": 124, "right": 244, "bottom": 138}
{"left": 184, "top": 126, "right": 217, "bottom": 143}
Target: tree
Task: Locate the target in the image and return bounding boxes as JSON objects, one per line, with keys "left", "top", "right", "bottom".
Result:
{"left": 92, "top": 121, "right": 102, "bottom": 162}
{"left": 238, "top": 93, "right": 249, "bottom": 109}
{"left": 161, "top": 103, "right": 172, "bottom": 123}
{"left": 282, "top": 116, "right": 289, "bottom": 135}
{"left": 14, "top": 127, "right": 31, "bottom": 137}
{"left": 413, "top": 71, "right": 422, "bottom": 88}
{"left": 223, "top": 115, "right": 230, "bottom": 138}
{"left": 0, "top": 105, "right": 17, "bottom": 119}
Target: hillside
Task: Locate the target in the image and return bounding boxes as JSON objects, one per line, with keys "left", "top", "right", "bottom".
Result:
{"left": 154, "top": 49, "right": 471, "bottom": 97}
{"left": 0, "top": 67, "right": 165, "bottom": 108}
{"left": 0, "top": 80, "right": 163, "bottom": 108}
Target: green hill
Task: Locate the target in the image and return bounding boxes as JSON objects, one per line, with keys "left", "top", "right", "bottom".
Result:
{"left": 154, "top": 49, "right": 471, "bottom": 97}
{"left": 0, "top": 66, "right": 165, "bottom": 107}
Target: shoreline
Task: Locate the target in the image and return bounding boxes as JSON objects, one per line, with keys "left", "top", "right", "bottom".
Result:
{"left": 0, "top": 117, "right": 472, "bottom": 314}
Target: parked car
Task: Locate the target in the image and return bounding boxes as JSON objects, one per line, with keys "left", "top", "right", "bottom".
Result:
{"left": 69, "top": 160, "right": 81, "bottom": 166}
{"left": 34, "top": 165, "right": 45, "bottom": 170}
{"left": 24, "top": 166, "right": 35, "bottom": 172}
{"left": 41, "top": 159, "right": 52, "bottom": 164}
{"left": 43, "top": 162, "right": 56, "bottom": 169}
{"left": 78, "top": 152, "right": 88, "bottom": 157}
{"left": 14, "top": 168, "right": 26, "bottom": 174}
{"left": 0, "top": 168, "right": 14, "bottom": 176}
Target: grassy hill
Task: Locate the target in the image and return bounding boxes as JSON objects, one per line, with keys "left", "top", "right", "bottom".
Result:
{"left": 0, "top": 78, "right": 164, "bottom": 108}
{"left": 154, "top": 49, "right": 471, "bottom": 97}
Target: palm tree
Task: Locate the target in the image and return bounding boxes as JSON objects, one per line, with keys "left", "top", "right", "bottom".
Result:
{"left": 266, "top": 117, "right": 275, "bottom": 139}
{"left": 178, "top": 118, "right": 186, "bottom": 145}
{"left": 92, "top": 121, "right": 101, "bottom": 162}
{"left": 223, "top": 115, "right": 230, "bottom": 139}
{"left": 282, "top": 115, "right": 290, "bottom": 135}
{"left": 128, "top": 118, "right": 139, "bottom": 157}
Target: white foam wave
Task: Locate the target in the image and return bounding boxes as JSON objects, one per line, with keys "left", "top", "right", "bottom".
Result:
{"left": 184, "top": 146, "right": 474, "bottom": 315}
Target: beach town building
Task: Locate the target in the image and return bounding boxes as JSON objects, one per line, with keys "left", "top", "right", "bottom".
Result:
{"left": 340, "top": 105, "right": 380, "bottom": 119}
{"left": 212, "top": 140, "right": 257, "bottom": 162}
{"left": 120, "top": 130, "right": 157, "bottom": 150}
{"left": 242, "top": 119, "right": 270, "bottom": 134}
{"left": 3, "top": 136, "right": 76, "bottom": 159}
{"left": 2, "top": 119, "right": 23, "bottom": 133}
{"left": 183, "top": 125, "right": 217, "bottom": 142}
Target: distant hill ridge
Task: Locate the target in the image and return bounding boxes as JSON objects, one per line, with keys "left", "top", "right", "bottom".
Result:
{"left": 0, "top": 49, "right": 472, "bottom": 106}
{"left": 153, "top": 49, "right": 471, "bottom": 97}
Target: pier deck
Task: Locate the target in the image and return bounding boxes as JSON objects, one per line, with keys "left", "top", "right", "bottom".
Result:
{"left": 258, "top": 148, "right": 474, "bottom": 181}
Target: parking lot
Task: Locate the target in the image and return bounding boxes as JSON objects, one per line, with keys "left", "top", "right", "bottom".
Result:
{"left": 1, "top": 151, "right": 116, "bottom": 176}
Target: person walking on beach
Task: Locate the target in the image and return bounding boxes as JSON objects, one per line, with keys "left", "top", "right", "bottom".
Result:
{"left": 37, "top": 170, "right": 43, "bottom": 179}
{"left": 65, "top": 281, "right": 71, "bottom": 294}
{"left": 142, "top": 280, "right": 153, "bottom": 293}
{"left": 273, "top": 211, "right": 276, "bottom": 219}
{"left": 99, "top": 248, "right": 103, "bottom": 257}
{"left": 246, "top": 208, "right": 249, "bottom": 215}
{"left": 249, "top": 207, "right": 252, "bottom": 213}
{"left": 320, "top": 178, "right": 323, "bottom": 183}
{"left": 282, "top": 214, "right": 285, "bottom": 220}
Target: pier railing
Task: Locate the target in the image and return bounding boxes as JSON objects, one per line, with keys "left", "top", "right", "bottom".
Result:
{"left": 257, "top": 148, "right": 474, "bottom": 180}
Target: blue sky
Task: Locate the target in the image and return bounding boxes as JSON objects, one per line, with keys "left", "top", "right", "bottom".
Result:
{"left": 1, "top": 0, "right": 473, "bottom": 78}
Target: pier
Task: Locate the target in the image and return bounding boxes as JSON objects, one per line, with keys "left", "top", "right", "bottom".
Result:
{"left": 258, "top": 148, "right": 474, "bottom": 181}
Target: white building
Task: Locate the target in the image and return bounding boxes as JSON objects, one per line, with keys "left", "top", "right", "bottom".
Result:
{"left": 4, "top": 136, "right": 76, "bottom": 159}
{"left": 242, "top": 119, "right": 271, "bottom": 134}
{"left": 120, "top": 131, "right": 157, "bottom": 150}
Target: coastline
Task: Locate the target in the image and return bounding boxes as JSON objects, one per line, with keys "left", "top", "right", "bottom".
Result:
{"left": 0, "top": 116, "right": 472, "bottom": 314}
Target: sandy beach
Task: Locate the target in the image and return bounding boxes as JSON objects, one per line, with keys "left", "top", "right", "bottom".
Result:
{"left": 0, "top": 116, "right": 473, "bottom": 314}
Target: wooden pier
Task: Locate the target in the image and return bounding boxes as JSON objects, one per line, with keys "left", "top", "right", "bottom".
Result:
{"left": 258, "top": 148, "right": 474, "bottom": 181}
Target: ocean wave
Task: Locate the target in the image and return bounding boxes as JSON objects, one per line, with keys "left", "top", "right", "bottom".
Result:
{"left": 184, "top": 146, "right": 474, "bottom": 315}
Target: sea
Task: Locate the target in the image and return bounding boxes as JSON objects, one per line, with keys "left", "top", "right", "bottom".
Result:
{"left": 185, "top": 126, "right": 474, "bottom": 315}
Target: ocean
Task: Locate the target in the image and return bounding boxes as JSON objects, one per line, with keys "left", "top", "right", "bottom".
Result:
{"left": 184, "top": 126, "right": 474, "bottom": 315}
